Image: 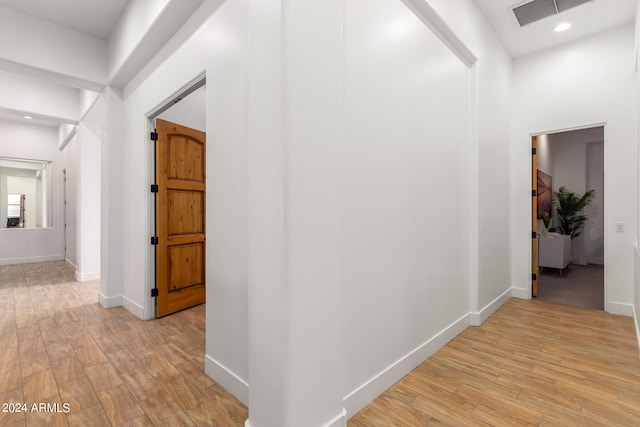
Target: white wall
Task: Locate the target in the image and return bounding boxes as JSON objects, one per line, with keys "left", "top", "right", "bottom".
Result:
{"left": 428, "top": 0, "right": 514, "bottom": 313}
{"left": 343, "top": 0, "right": 470, "bottom": 412}
{"left": 0, "top": 120, "right": 64, "bottom": 265}
{"left": 101, "top": 0, "right": 515, "bottom": 424}
{"left": 511, "top": 24, "right": 638, "bottom": 315}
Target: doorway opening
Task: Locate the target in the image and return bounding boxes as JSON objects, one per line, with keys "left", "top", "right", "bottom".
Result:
{"left": 146, "top": 75, "right": 206, "bottom": 319}
{"left": 532, "top": 126, "right": 605, "bottom": 310}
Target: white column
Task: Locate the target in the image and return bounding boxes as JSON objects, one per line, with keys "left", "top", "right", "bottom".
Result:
{"left": 99, "top": 88, "right": 124, "bottom": 307}
{"left": 247, "top": 0, "right": 345, "bottom": 425}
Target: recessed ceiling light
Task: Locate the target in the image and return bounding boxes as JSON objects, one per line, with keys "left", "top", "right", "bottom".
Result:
{"left": 555, "top": 22, "right": 571, "bottom": 32}
{"left": 24, "top": 116, "right": 32, "bottom": 119}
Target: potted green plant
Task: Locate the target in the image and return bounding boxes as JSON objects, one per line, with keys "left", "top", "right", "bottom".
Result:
{"left": 553, "top": 186, "right": 596, "bottom": 238}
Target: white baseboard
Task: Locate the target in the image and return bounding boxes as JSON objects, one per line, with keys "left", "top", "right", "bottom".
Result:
{"left": 343, "top": 313, "right": 470, "bottom": 418}
{"left": 244, "top": 409, "right": 346, "bottom": 427}
{"left": 511, "top": 287, "right": 530, "bottom": 299}
{"left": 123, "top": 297, "right": 145, "bottom": 320}
{"left": 205, "top": 354, "right": 249, "bottom": 406}
{"left": 99, "top": 293, "right": 122, "bottom": 309}
{"left": 75, "top": 270, "right": 100, "bottom": 282}
{"left": 324, "top": 409, "right": 347, "bottom": 427}
{"left": 0, "top": 255, "right": 64, "bottom": 266}
{"left": 470, "top": 288, "right": 512, "bottom": 326}
{"left": 606, "top": 301, "right": 634, "bottom": 317}
{"left": 65, "top": 258, "right": 77, "bottom": 270}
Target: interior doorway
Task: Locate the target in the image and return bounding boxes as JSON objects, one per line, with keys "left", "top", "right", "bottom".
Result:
{"left": 154, "top": 119, "right": 206, "bottom": 317}
{"left": 147, "top": 77, "right": 206, "bottom": 318}
{"left": 532, "top": 126, "right": 605, "bottom": 310}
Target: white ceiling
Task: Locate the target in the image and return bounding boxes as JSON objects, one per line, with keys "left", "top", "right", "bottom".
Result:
{"left": 0, "top": 0, "right": 634, "bottom": 56}
{"left": 472, "top": 0, "right": 637, "bottom": 57}
{"left": 0, "top": 0, "right": 130, "bottom": 40}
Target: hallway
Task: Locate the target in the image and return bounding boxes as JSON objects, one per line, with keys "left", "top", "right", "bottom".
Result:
{"left": 0, "top": 262, "right": 246, "bottom": 426}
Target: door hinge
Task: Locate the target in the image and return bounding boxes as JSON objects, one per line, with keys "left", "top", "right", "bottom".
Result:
{"left": 532, "top": 231, "right": 537, "bottom": 239}
{"left": 151, "top": 236, "right": 159, "bottom": 245}
{"left": 151, "top": 288, "right": 159, "bottom": 297}
{"left": 150, "top": 131, "right": 158, "bottom": 141}
{"left": 532, "top": 189, "right": 537, "bottom": 196}
{"left": 532, "top": 273, "right": 537, "bottom": 281}
{"left": 150, "top": 184, "right": 158, "bottom": 193}
{"left": 532, "top": 147, "right": 536, "bottom": 155}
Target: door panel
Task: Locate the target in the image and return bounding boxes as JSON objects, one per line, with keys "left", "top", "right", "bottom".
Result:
{"left": 156, "top": 119, "right": 206, "bottom": 317}
{"left": 168, "top": 244, "right": 204, "bottom": 291}
{"left": 168, "top": 136, "right": 205, "bottom": 181}
{"left": 167, "top": 190, "right": 204, "bottom": 235}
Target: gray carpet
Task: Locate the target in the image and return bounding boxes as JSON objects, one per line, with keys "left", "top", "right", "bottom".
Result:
{"left": 536, "top": 264, "right": 604, "bottom": 310}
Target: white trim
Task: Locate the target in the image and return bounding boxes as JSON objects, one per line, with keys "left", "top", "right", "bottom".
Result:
{"left": 470, "top": 288, "right": 512, "bottom": 326}
{"left": 530, "top": 122, "right": 608, "bottom": 138}
{"left": 323, "top": 409, "right": 347, "bottom": 427}
{"left": 343, "top": 313, "right": 470, "bottom": 418}
{"left": 204, "top": 354, "right": 249, "bottom": 406}
{"left": 99, "top": 293, "right": 122, "bottom": 309}
{"left": 511, "top": 287, "right": 531, "bottom": 299}
{"left": 0, "top": 255, "right": 63, "bottom": 266}
{"left": 58, "top": 126, "right": 77, "bottom": 151}
{"left": 146, "top": 72, "right": 206, "bottom": 119}
{"left": 606, "top": 301, "right": 634, "bottom": 317}
{"left": 64, "top": 258, "right": 77, "bottom": 270}
{"left": 123, "top": 296, "right": 145, "bottom": 320}
{"left": 399, "top": 0, "right": 477, "bottom": 68}
{"left": 75, "top": 270, "right": 100, "bottom": 281}
{"left": 244, "top": 407, "right": 346, "bottom": 427}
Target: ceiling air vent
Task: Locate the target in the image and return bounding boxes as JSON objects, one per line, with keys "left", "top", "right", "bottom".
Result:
{"left": 512, "top": 0, "right": 591, "bottom": 27}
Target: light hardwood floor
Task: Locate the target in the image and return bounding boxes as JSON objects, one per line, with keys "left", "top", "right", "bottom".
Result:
{"left": 3, "top": 262, "right": 640, "bottom": 426}
{"left": 0, "top": 262, "right": 246, "bottom": 426}
{"left": 349, "top": 298, "right": 640, "bottom": 426}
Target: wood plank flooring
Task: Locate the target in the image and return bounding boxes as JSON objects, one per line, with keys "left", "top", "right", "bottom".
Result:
{"left": 4, "top": 262, "right": 640, "bottom": 426}
{"left": 349, "top": 298, "right": 640, "bottom": 426}
{"left": 0, "top": 262, "right": 246, "bottom": 426}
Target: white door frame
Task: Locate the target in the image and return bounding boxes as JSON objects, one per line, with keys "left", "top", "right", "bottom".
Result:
{"left": 143, "top": 72, "right": 206, "bottom": 320}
